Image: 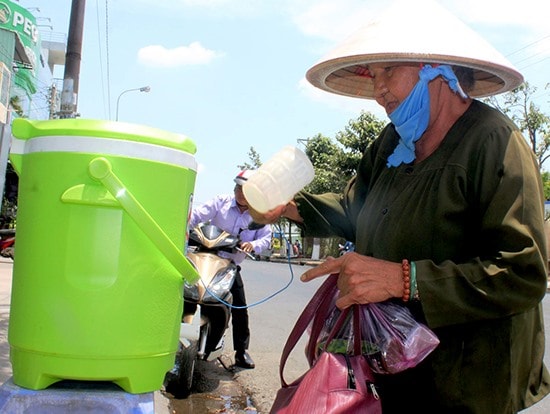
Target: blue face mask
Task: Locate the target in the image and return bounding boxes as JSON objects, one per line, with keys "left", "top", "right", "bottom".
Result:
{"left": 386, "top": 65, "right": 468, "bottom": 168}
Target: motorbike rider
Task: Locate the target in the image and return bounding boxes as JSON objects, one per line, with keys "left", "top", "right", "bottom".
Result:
{"left": 188, "top": 170, "right": 272, "bottom": 369}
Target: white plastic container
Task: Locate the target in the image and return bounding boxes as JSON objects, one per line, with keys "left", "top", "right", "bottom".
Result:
{"left": 243, "top": 146, "right": 314, "bottom": 213}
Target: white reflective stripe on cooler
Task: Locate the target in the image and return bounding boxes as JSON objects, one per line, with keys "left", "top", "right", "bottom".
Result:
{"left": 10, "top": 135, "right": 197, "bottom": 171}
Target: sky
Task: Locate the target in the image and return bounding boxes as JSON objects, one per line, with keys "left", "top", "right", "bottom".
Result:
{"left": 14, "top": 0, "right": 550, "bottom": 205}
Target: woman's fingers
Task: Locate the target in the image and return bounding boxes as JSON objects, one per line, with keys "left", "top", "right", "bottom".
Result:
{"left": 300, "top": 256, "right": 340, "bottom": 282}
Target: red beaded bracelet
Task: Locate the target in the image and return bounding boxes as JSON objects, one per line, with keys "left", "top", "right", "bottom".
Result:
{"left": 402, "top": 259, "right": 410, "bottom": 302}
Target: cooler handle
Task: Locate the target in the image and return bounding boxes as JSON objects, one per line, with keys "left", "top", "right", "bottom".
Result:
{"left": 88, "top": 157, "right": 199, "bottom": 284}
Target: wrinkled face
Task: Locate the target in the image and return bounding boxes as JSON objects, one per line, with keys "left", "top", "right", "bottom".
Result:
{"left": 367, "top": 63, "right": 421, "bottom": 115}
{"left": 234, "top": 184, "right": 248, "bottom": 207}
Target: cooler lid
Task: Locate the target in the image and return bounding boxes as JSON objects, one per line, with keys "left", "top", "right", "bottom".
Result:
{"left": 11, "top": 118, "right": 197, "bottom": 155}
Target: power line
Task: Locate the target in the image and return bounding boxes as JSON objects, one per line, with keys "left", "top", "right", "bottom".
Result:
{"left": 94, "top": 0, "right": 107, "bottom": 119}
{"left": 105, "top": 0, "right": 111, "bottom": 120}
{"left": 506, "top": 34, "right": 550, "bottom": 58}
{"left": 518, "top": 56, "right": 550, "bottom": 72}
{"left": 514, "top": 49, "right": 548, "bottom": 66}
{"left": 504, "top": 34, "right": 550, "bottom": 88}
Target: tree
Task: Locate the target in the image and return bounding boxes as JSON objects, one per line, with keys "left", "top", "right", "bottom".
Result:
{"left": 0, "top": 97, "right": 25, "bottom": 228}
{"left": 302, "top": 133, "right": 344, "bottom": 193}
{"left": 304, "top": 110, "right": 385, "bottom": 194}
{"left": 237, "top": 146, "right": 262, "bottom": 170}
{"left": 9, "top": 96, "right": 25, "bottom": 118}
{"left": 485, "top": 82, "right": 550, "bottom": 168}
{"left": 542, "top": 171, "right": 550, "bottom": 207}
{"left": 334, "top": 110, "right": 385, "bottom": 174}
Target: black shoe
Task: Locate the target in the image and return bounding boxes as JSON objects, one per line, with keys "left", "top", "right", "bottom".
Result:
{"left": 235, "top": 351, "right": 255, "bottom": 369}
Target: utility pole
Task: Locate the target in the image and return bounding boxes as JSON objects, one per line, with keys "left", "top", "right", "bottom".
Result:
{"left": 49, "top": 83, "right": 58, "bottom": 119}
{"left": 59, "top": 0, "right": 86, "bottom": 119}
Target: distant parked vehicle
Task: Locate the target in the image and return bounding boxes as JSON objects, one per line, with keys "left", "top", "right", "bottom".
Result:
{"left": 0, "top": 229, "right": 15, "bottom": 259}
{"left": 254, "top": 247, "right": 273, "bottom": 261}
{"left": 338, "top": 240, "right": 355, "bottom": 256}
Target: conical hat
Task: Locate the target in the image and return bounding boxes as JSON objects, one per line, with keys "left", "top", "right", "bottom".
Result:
{"left": 306, "top": 0, "right": 523, "bottom": 99}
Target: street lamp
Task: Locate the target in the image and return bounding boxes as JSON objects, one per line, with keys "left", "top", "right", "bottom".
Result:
{"left": 115, "top": 86, "right": 151, "bottom": 121}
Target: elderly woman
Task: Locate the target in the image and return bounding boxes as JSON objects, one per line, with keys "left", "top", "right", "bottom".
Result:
{"left": 254, "top": 2, "right": 550, "bottom": 413}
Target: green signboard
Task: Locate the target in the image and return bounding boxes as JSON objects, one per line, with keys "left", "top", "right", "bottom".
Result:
{"left": 0, "top": 0, "right": 40, "bottom": 95}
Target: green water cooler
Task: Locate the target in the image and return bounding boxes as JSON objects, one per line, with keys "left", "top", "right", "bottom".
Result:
{"left": 7, "top": 118, "right": 199, "bottom": 394}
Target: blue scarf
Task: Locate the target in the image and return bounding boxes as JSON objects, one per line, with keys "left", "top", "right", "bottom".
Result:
{"left": 386, "top": 65, "right": 468, "bottom": 168}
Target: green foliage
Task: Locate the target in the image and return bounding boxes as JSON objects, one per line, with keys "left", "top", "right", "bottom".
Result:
{"left": 334, "top": 111, "right": 386, "bottom": 176}
{"left": 303, "top": 111, "right": 385, "bottom": 194}
{"left": 9, "top": 96, "right": 25, "bottom": 118}
{"left": 303, "top": 133, "right": 346, "bottom": 194}
{"left": 485, "top": 82, "right": 550, "bottom": 168}
{"left": 0, "top": 163, "right": 17, "bottom": 229}
{"left": 485, "top": 82, "right": 550, "bottom": 200}
{"left": 237, "top": 146, "right": 262, "bottom": 170}
{"left": 543, "top": 171, "right": 550, "bottom": 202}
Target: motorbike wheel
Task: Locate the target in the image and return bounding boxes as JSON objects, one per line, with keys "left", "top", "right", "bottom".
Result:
{"left": 164, "top": 339, "right": 198, "bottom": 398}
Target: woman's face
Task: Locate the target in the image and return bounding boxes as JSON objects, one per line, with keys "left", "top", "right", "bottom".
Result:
{"left": 367, "top": 63, "right": 421, "bottom": 115}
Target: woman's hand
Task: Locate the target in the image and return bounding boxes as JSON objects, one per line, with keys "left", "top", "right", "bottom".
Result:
{"left": 247, "top": 201, "right": 303, "bottom": 225}
{"left": 301, "top": 253, "right": 404, "bottom": 309}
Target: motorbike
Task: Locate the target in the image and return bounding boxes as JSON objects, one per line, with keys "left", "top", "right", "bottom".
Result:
{"left": 164, "top": 222, "right": 258, "bottom": 398}
{"left": 0, "top": 229, "right": 15, "bottom": 259}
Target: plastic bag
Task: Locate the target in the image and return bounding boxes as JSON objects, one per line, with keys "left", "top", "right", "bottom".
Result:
{"left": 317, "top": 300, "right": 440, "bottom": 374}
{"left": 360, "top": 301, "right": 440, "bottom": 374}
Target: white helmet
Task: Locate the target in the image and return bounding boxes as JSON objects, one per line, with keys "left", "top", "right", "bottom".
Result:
{"left": 234, "top": 170, "right": 255, "bottom": 186}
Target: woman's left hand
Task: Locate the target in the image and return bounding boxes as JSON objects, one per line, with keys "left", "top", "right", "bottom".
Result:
{"left": 301, "top": 253, "right": 404, "bottom": 309}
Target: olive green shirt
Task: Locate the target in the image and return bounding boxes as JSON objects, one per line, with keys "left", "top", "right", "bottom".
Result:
{"left": 296, "top": 101, "right": 550, "bottom": 413}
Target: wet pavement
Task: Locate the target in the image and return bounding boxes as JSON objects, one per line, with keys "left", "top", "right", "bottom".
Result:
{"left": 164, "top": 356, "right": 257, "bottom": 413}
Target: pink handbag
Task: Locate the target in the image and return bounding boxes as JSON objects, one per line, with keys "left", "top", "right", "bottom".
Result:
{"left": 270, "top": 274, "right": 382, "bottom": 414}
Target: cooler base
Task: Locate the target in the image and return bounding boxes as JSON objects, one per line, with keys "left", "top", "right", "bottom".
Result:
{"left": 0, "top": 377, "right": 156, "bottom": 413}
{"left": 9, "top": 346, "right": 175, "bottom": 394}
